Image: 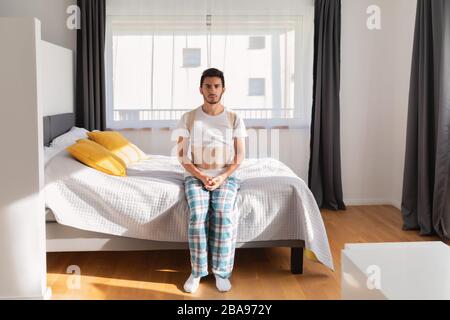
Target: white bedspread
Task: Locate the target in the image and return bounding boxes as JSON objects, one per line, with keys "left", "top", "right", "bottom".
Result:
{"left": 44, "top": 152, "right": 334, "bottom": 270}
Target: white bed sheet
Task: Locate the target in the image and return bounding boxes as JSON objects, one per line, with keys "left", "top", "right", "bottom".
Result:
{"left": 44, "top": 152, "right": 334, "bottom": 270}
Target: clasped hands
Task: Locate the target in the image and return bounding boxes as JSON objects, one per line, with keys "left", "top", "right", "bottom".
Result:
{"left": 199, "top": 174, "right": 226, "bottom": 191}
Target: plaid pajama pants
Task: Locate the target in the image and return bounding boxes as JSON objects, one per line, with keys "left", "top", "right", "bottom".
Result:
{"left": 184, "top": 175, "right": 240, "bottom": 279}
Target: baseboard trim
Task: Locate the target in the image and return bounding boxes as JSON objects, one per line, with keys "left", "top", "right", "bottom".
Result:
{"left": 390, "top": 200, "right": 401, "bottom": 210}
{"left": 344, "top": 199, "right": 401, "bottom": 210}
{"left": 1, "top": 287, "right": 52, "bottom": 300}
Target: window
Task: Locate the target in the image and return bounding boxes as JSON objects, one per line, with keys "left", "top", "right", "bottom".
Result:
{"left": 248, "top": 78, "right": 266, "bottom": 96}
{"left": 105, "top": 14, "right": 313, "bottom": 129}
{"left": 248, "top": 36, "right": 266, "bottom": 50}
{"left": 183, "top": 48, "right": 201, "bottom": 68}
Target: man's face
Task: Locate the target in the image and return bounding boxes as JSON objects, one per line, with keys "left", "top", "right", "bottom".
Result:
{"left": 200, "top": 77, "right": 225, "bottom": 105}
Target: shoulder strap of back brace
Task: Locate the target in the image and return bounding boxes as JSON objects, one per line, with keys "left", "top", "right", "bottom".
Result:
{"left": 186, "top": 109, "right": 197, "bottom": 134}
{"left": 186, "top": 107, "right": 237, "bottom": 134}
{"left": 226, "top": 110, "right": 237, "bottom": 130}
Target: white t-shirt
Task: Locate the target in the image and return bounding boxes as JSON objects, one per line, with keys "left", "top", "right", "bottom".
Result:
{"left": 175, "top": 106, "right": 248, "bottom": 178}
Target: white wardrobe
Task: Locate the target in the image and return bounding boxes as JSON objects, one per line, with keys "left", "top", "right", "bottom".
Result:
{"left": 0, "top": 17, "right": 73, "bottom": 299}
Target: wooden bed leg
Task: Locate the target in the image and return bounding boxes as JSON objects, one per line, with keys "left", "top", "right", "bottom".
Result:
{"left": 291, "top": 247, "right": 304, "bottom": 275}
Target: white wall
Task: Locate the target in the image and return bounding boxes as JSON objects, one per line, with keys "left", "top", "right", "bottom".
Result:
{"left": 0, "top": 1, "right": 77, "bottom": 116}
{"left": 390, "top": 0, "right": 417, "bottom": 209}
{"left": 107, "top": 0, "right": 313, "bottom": 15}
{"left": 0, "top": 0, "right": 77, "bottom": 51}
{"left": 340, "top": 0, "right": 416, "bottom": 207}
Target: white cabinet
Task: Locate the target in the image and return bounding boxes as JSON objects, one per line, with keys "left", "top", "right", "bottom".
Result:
{"left": 0, "top": 17, "right": 49, "bottom": 299}
{"left": 341, "top": 241, "right": 450, "bottom": 300}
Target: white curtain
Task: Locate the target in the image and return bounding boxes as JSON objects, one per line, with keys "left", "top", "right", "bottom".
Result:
{"left": 105, "top": 0, "right": 314, "bottom": 127}
{"left": 105, "top": 0, "right": 314, "bottom": 180}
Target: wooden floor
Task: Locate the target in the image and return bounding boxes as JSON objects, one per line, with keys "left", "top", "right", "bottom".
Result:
{"left": 46, "top": 205, "right": 447, "bottom": 300}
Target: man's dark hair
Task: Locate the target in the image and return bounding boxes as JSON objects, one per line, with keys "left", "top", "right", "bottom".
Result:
{"left": 200, "top": 68, "right": 225, "bottom": 87}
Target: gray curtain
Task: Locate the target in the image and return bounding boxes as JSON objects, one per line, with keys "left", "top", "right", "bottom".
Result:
{"left": 402, "top": 0, "right": 450, "bottom": 239}
{"left": 76, "top": 0, "right": 106, "bottom": 131}
{"left": 308, "top": 0, "right": 346, "bottom": 211}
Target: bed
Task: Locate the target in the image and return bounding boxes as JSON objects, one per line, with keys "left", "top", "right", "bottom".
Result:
{"left": 44, "top": 113, "right": 334, "bottom": 274}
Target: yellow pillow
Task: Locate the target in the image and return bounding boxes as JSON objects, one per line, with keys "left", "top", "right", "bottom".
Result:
{"left": 66, "top": 139, "right": 127, "bottom": 176}
{"left": 87, "top": 131, "right": 148, "bottom": 166}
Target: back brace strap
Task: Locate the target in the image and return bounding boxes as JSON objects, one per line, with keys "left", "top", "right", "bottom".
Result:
{"left": 186, "top": 107, "right": 237, "bottom": 134}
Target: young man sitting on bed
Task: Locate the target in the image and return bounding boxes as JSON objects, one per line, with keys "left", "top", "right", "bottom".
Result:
{"left": 176, "top": 68, "right": 248, "bottom": 293}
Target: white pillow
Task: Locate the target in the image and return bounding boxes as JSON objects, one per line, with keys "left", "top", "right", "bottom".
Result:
{"left": 50, "top": 126, "right": 89, "bottom": 149}
{"left": 44, "top": 146, "right": 64, "bottom": 165}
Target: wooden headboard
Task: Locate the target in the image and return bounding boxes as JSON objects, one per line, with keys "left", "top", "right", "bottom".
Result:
{"left": 43, "top": 113, "right": 75, "bottom": 146}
